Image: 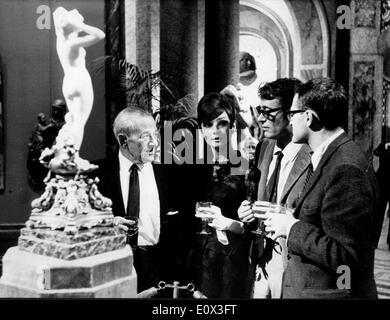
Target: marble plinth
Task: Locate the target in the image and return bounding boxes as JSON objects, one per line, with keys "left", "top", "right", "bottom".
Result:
{"left": 0, "top": 246, "right": 137, "bottom": 298}
{"left": 18, "top": 226, "right": 126, "bottom": 260}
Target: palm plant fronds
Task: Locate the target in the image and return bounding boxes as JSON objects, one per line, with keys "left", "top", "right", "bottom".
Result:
{"left": 92, "top": 55, "right": 178, "bottom": 110}
{"left": 92, "top": 55, "right": 198, "bottom": 130}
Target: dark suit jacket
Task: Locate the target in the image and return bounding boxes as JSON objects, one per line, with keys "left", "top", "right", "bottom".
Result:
{"left": 284, "top": 133, "right": 379, "bottom": 299}
{"left": 256, "top": 139, "right": 312, "bottom": 207}
{"left": 254, "top": 139, "right": 311, "bottom": 270}
{"left": 91, "top": 153, "right": 179, "bottom": 280}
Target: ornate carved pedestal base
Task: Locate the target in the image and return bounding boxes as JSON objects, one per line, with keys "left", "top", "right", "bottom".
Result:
{"left": 18, "top": 227, "right": 126, "bottom": 260}
{"left": 0, "top": 246, "right": 137, "bottom": 298}
{"left": 0, "top": 141, "right": 138, "bottom": 297}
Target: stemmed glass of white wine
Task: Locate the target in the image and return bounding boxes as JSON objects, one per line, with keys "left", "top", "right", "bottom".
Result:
{"left": 195, "top": 201, "right": 212, "bottom": 235}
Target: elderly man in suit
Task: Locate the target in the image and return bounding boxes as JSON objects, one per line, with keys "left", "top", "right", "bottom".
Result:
{"left": 238, "top": 78, "right": 312, "bottom": 298}
{"left": 94, "top": 107, "right": 176, "bottom": 293}
{"left": 263, "top": 78, "right": 378, "bottom": 299}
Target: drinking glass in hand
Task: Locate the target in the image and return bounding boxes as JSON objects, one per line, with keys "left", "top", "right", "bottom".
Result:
{"left": 252, "top": 202, "right": 287, "bottom": 236}
{"left": 195, "top": 201, "right": 212, "bottom": 235}
{"left": 251, "top": 201, "right": 271, "bottom": 235}
{"left": 124, "top": 216, "right": 139, "bottom": 245}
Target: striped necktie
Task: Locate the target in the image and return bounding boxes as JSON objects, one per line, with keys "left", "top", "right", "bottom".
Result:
{"left": 303, "top": 162, "right": 313, "bottom": 192}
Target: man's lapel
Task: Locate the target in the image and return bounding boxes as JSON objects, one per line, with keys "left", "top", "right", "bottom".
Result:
{"left": 280, "top": 145, "right": 311, "bottom": 203}
{"left": 152, "top": 163, "right": 166, "bottom": 218}
{"left": 293, "top": 133, "right": 351, "bottom": 216}
{"left": 152, "top": 163, "right": 163, "bottom": 195}
{"left": 108, "top": 154, "right": 126, "bottom": 216}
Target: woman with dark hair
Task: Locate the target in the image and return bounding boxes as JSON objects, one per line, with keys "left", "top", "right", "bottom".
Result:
{"left": 194, "top": 92, "right": 252, "bottom": 298}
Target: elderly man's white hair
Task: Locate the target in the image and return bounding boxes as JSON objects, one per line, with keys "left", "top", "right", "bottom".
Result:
{"left": 113, "top": 107, "right": 154, "bottom": 140}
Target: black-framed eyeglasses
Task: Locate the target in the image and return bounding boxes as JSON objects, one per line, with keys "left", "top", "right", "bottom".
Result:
{"left": 286, "top": 110, "right": 306, "bottom": 120}
{"left": 255, "top": 106, "right": 284, "bottom": 121}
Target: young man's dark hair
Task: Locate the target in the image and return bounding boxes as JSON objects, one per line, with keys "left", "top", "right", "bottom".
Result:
{"left": 258, "top": 78, "right": 302, "bottom": 112}
{"left": 297, "top": 77, "right": 347, "bottom": 130}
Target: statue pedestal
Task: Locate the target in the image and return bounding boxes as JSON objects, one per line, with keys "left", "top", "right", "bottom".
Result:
{"left": 0, "top": 246, "right": 137, "bottom": 298}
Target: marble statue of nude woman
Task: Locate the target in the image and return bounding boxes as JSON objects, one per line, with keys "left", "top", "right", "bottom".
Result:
{"left": 52, "top": 7, "right": 105, "bottom": 150}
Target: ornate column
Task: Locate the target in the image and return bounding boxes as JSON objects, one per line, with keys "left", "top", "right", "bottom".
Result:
{"left": 160, "top": 0, "right": 199, "bottom": 104}
{"left": 125, "top": 0, "right": 160, "bottom": 114}
{"left": 105, "top": 0, "right": 126, "bottom": 152}
{"left": 349, "top": 0, "right": 383, "bottom": 169}
{"left": 335, "top": 0, "right": 351, "bottom": 102}
{"left": 204, "top": 0, "right": 239, "bottom": 93}
{"left": 379, "top": 0, "right": 390, "bottom": 142}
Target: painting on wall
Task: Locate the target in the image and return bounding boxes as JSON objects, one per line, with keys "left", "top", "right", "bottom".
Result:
{"left": 0, "top": 55, "right": 4, "bottom": 192}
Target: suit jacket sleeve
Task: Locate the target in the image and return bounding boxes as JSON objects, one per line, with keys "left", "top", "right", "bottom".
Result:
{"left": 287, "top": 163, "right": 375, "bottom": 273}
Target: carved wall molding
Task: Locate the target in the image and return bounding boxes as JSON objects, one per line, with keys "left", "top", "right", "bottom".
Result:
{"left": 381, "top": 1, "right": 390, "bottom": 141}
{"left": 349, "top": 57, "right": 383, "bottom": 166}
{"left": 381, "top": 0, "right": 390, "bottom": 31}
{"left": 104, "top": 0, "right": 126, "bottom": 153}
{"left": 355, "top": 0, "right": 377, "bottom": 28}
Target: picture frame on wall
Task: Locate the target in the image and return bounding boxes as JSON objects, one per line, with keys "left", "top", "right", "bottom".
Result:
{"left": 0, "top": 55, "right": 4, "bottom": 192}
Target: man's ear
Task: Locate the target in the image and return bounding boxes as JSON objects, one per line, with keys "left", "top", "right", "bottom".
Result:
{"left": 306, "top": 110, "right": 314, "bottom": 127}
{"left": 306, "top": 110, "right": 322, "bottom": 130}
{"left": 117, "top": 134, "right": 127, "bottom": 148}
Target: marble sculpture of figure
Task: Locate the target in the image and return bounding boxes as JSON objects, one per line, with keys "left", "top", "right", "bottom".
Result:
{"left": 52, "top": 7, "right": 105, "bottom": 150}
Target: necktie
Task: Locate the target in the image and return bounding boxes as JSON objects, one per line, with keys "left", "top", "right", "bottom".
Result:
{"left": 266, "top": 151, "right": 284, "bottom": 203}
{"left": 127, "top": 164, "right": 140, "bottom": 217}
{"left": 127, "top": 164, "right": 140, "bottom": 246}
{"left": 302, "top": 162, "right": 314, "bottom": 193}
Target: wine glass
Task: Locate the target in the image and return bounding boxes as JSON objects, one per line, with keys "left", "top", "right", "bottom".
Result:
{"left": 251, "top": 201, "right": 271, "bottom": 235}
{"left": 252, "top": 202, "right": 287, "bottom": 236}
{"left": 195, "top": 201, "right": 212, "bottom": 235}
{"left": 124, "top": 216, "right": 139, "bottom": 244}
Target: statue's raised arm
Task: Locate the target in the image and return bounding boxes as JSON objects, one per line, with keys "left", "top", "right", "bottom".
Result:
{"left": 53, "top": 7, "right": 105, "bottom": 150}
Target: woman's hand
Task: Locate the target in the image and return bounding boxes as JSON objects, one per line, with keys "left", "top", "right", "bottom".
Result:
{"left": 196, "top": 205, "right": 228, "bottom": 230}
{"left": 195, "top": 205, "right": 222, "bottom": 225}
{"left": 196, "top": 205, "right": 243, "bottom": 233}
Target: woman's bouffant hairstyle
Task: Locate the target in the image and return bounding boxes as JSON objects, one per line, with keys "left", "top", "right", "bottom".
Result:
{"left": 197, "top": 92, "right": 236, "bottom": 128}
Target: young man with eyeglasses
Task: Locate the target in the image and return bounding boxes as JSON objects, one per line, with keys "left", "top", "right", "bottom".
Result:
{"left": 238, "top": 78, "right": 312, "bottom": 298}
{"left": 263, "top": 78, "right": 378, "bottom": 298}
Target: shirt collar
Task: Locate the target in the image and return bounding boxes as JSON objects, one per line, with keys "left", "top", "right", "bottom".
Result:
{"left": 273, "top": 141, "right": 302, "bottom": 163}
{"left": 311, "top": 128, "right": 344, "bottom": 170}
{"left": 118, "top": 151, "right": 145, "bottom": 173}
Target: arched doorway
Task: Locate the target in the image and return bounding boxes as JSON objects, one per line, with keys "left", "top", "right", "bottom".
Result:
{"left": 240, "top": 0, "right": 330, "bottom": 82}
{"left": 240, "top": 33, "right": 278, "bottom": 83}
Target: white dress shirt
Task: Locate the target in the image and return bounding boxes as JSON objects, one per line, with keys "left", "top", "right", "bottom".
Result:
{"left": 267, "top": 142, "right": 303, "bottom": 203}
{"left": 118, "top": 151, "right": 160, "bottom": 246}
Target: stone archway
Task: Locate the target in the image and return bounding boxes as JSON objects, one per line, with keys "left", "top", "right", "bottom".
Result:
{"left": 240, "top": 1, "right": 293, "bottom": 79}
{"left": 240, "top": 0, "right": 330, "bottom": 82}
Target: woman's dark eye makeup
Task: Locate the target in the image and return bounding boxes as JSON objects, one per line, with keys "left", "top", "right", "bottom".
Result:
{"left": 203, "top": 119, "right": 230, "bottom": 128}
{"left": 217, "top": 120, "right": 230, "bottom": 127}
